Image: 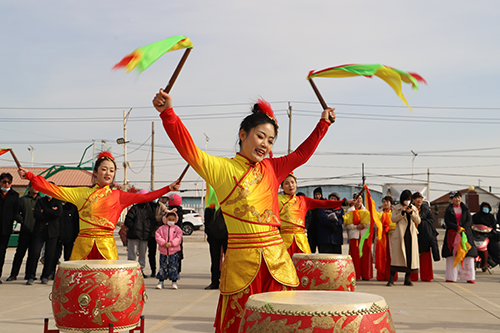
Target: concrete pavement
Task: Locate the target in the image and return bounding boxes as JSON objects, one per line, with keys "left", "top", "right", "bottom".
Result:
{"left": 1, "top": 230, "right": 500, "bottom": 332}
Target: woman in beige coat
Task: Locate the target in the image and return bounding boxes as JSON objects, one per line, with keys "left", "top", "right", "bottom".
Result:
{"left": 387, "top": 190, "right": 421, "bottom": 286}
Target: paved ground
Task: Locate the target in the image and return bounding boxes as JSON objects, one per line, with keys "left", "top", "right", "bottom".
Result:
{"left": 1, "top": 230, "right": 500, "bottom": 332}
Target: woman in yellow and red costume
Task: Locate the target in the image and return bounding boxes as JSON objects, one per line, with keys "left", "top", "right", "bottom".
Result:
{"left": 18, "top": 152, "right": 180, "bottom": 260}
{"left": 153, "top": 89, "right": 335, "bottom": 333}
{"left": 279, "top": 173, "right": 351, "bottom": 255}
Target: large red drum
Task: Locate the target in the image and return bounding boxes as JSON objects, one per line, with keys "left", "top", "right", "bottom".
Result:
{"left": 292, "top": 253, "right": 356, "bottom": 291}
{"left": 239, "top": 290, "right": 395, "bottom": 332}
{"left": 50, "top": 260, "right": 147, "bottom": 333}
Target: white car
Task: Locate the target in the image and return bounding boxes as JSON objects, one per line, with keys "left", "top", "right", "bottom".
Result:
{"left": 181, "top": 208, "right": 204, "bottom": 235}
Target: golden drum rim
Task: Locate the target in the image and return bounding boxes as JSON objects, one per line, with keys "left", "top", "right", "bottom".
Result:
{"left": 56, "top": 322, "right": 139, "bottom": 332}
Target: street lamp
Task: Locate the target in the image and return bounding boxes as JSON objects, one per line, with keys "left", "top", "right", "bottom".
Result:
{"left": 27, "top": 145, "right": 35, "bottom": 167}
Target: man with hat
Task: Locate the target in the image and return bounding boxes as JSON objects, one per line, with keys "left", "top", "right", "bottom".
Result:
{"left": 410, "top": 191, "right": 440, "bottom": 282}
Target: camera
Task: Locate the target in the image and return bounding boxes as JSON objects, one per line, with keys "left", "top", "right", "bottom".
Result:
{"left": 407, "top": 202, "right": 413, "bottom": 209}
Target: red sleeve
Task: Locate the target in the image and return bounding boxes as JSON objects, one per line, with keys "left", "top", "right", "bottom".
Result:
{"left": 304, "top": 197, "right": 343, "bottom": 210}
{"left": 119, "top": 186, "right": 171, "bottom": 209}
{"left": 270, "top": 119, "right": 330, "bottom": 183}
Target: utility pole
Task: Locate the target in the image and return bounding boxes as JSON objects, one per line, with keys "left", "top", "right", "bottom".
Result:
{"left": 411, "top": 150, "right": 418, "bottom": 183}
{"left": 151, "top": 122, "right": 155, "bottom": 190}
{"left": 202, "top": 133, "right": 210, "bottom": 209}
{"left": 287, "top": 102, "right": 293, "bottom": 154}
{"left": 362, "top": 163, "right": 366, "bottom": 200}
{"left": 122, "top": 109, "right": 132, "bottom": 191}
{"left": 427, "top": 169, "right": 430, "bottom": 200}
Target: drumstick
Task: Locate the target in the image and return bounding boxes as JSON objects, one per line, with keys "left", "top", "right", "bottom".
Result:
{"left": 164, "top": 48, "right": 192, "bottom": 93}
{"left": 354, "top": 187, "right": 365, "bottom": 199}
{"left": 308, "top": 78, "right": 335, "bottom": 123}
{"left": 10, "top": 150, "right": 22, "bottom": 169}
{"left": 177, "top": 164, "right": 190, "bottom": 182}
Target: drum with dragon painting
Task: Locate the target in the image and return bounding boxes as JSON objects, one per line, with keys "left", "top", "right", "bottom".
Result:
{"left": 292, "top": 253, "right": 356, "bottom": 291}
{"left": 50, "top": 260, "right": 147, "bottom": 333}
{"left": 239, "top": 290, "right": 395, "bottom": 332}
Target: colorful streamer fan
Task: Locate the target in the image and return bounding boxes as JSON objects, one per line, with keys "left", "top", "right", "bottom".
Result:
{"left": 307, "top": 64, "right": 426, "bottom": 111}
{"left": 0, "top": 148, "right": 12, "bottom": 157}
{"left": 113, "top": 35, "right": 193, "bottom": 74}
{"left": 359, "top": 185, "right": 383, "bottom": 257}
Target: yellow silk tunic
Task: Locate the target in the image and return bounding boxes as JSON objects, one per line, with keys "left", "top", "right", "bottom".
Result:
{"left": 161, "top": 108, "right": 331, "bottom": 295}
{"left": 26, "top": 172, "right": 171, "bottom": 260}
{"left": 279, "top": 194, "right": 344, "bottom": 254}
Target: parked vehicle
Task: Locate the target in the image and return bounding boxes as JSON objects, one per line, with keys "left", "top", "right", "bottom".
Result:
{"left": 181, "top": 208, "right": 204, "bottom": 235}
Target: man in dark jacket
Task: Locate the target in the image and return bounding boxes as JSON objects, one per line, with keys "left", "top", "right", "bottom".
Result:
{"left": 125, "top": 201, "right": 155, "bottom": 276}
{"left": 25, "top": 191, "right": 62, "bottom": 285}
{"left": 56, "top": 202, "right": 79, "bottom": 261}
{"left": 305, "top": 187, "right": 323, "bottom": 253}
{"left": 204, "top": 207, "right": 228, "bottom": 289}
{"left": 7, "top": 182, "right": 41, "bottom": 281}
{"left": 411, "top": 191, "right": 439, "bottom": 282}
{"left": 319, "top": 192, "right": 344, "bottom": 254}
{"left": 0, "top": 172, "right": 21, "bottom": 283}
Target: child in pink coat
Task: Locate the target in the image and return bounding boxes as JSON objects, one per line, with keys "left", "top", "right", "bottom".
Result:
{"left": 155, "top": 209, "right": 183, "bottom": 289}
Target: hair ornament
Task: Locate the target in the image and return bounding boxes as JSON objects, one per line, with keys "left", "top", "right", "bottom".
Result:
{"left": 97, "top": 151, "right": 115, "bottom": 162}
{"left": 257, "top": 99, "right": 279, "bottom": 130}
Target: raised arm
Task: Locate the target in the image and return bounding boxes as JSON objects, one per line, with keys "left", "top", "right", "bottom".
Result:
{"left": 19, "top": 169, "right": 81, "bottom": 205}
{"left": 154, "top": 89, "right": 227, "bottom": 187}
{"left": 119, "top": 180, "right": 180, "bottom": 209}
{"left": 304, "top": 196, "right": 352, "bottom": 210}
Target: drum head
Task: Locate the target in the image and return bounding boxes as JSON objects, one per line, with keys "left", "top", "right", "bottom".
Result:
{"left": 293, "top": 253, "right": 352, "bottom": 261}
{"left": 246, "top": 291, "right": 388, "bottom": 315}
{"left": 58, "top": 260, "right": 140, "bottom": 270}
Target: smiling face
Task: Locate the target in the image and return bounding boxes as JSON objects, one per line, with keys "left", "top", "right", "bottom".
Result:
{"left": 239, "top": 123, "right": 275, "bottom": 163}
{"left": 452, "top": 195, "right": 461, "bottom": 206}
{"left": 382, "top": 199, "right": 392, "bottom": 211}
{"left": 281, "top": 176, "right": 297, "bottom": 196}
{"left": 355, "top": 196, "right": 363, "bottom": 208}
{"left": 93, "top": 160, "right": 115, "bottom": 187}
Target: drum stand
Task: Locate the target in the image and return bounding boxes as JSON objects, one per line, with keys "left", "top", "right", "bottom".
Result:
{"left": 43, "top": 316, "right": 146, "bottom": 333}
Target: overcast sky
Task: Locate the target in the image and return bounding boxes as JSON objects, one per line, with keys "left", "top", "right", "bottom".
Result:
{"left": 1, "top": 1, "right": 499, "bottom": 201}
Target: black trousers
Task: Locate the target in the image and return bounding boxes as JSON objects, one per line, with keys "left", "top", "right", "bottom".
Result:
{"left": 307, "top": 235, "right": 318, "bottom": 254}
{"left": 208, "top": 235, "right": 228, "bottom": 286}
{"left": 147, "top": 237, "right": 157, "bottom": 274}
{"left": 318, "top": 244, "right": 342, "bottom": 254}
{"left": 0, "top": 234, "right": 11, "bottom": 278}
{"left": 10, "top": 230, "right": 34, "bottom": 279}
{"left": 25, "top": 227, "right": 58, "bottom": 280}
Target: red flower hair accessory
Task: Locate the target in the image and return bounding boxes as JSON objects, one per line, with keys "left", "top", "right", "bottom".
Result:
{"left": 97, "top": 151, "right": 115, "bottom": 162}
{"left": 257, "top": 99, "right": 279, "bottom": 131}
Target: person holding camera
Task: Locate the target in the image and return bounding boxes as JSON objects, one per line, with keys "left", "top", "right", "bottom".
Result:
{"left": 387, "top": 189, "right": 420, "bottom": 286}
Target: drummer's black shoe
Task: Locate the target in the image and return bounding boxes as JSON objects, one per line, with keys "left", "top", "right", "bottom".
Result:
{"left": 205, "top": 283, "right": 219, "bottom": 290}
{"left": 41, "top": 278, "right": 49, "bottom": 284}
{"left": 26, "top": 279, "right": 34, "bottom": 285}
{"left": 386, "top": 281, "right": 394, "bottom": 287}
{"left": 150, "top": 273, "right": 156, "bottom": 278}
{"left": 6, "top": 276, "right": 16, "bottom": 281}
